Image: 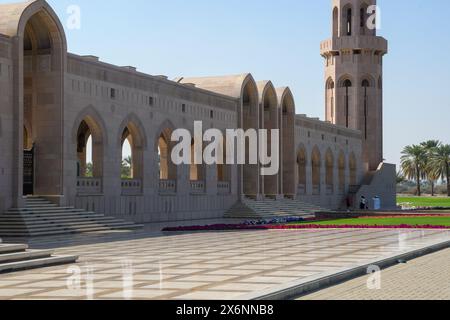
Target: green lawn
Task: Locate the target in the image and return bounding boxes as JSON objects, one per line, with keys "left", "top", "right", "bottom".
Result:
{"left": 294, "top": 216, "right": 450, "bottom": 227}
{"left": 397, "top": 196, "right": 450, "bottom": 208}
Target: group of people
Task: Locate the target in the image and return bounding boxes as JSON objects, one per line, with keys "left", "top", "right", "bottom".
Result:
{"left": 346, "top": 195, "right": 381, "bottom": 211}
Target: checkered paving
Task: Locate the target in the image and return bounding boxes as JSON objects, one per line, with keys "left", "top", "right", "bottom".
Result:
{"left": 0, "top": 228, "right": 448, "bottom": 300}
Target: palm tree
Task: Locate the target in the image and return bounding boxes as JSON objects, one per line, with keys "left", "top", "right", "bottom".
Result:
{"left": 421, "top": 140, "right": 441, "bottom": 196}
{"left": 401, "top": 145, "right": 427, "bottom": 196}
{"left": 430, "top": 144, "right": 450, "bottom": 197}
{"left": 396, "top": 171, "right": 406, "bottom": 184}
{"left": 85, "top": 162, "right": 94, "bottom": 178}
{"left": 121, "top": 156, "right": 133, "bottom": 179}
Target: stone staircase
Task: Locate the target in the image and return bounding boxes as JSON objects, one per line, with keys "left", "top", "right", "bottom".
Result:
{"left": 0, "top": 197, "right": 143, "bottom": 237}
{"left": 224, "top": 197, "right": 327, "bottom": 219}
{"left": 0, "top": 242, "right": 77, "bottom": 274}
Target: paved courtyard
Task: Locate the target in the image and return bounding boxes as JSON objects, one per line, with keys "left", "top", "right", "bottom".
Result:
{"left": 0, "top": 228, "right": 449, "bottom": 300}
{"left": 298, "top": 248, "right": 450, "bottom": 300}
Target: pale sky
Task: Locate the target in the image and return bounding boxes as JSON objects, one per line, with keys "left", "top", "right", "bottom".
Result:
{"left": 5, "top": 0, "right": 449, "bottom": 166}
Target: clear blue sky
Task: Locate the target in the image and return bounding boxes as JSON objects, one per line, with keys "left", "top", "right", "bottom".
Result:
{"left": 5, "top": 0, "right": 450, "bottom": 167}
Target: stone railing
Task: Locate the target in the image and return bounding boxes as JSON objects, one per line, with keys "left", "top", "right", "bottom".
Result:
{"left": 217, "top": 181, "right": 231, "bottom": 194}
{"left": 190, "top": 180, "right": 206, "bottom": 194}
{"left": 77, "top": 177, "right": 102, "bottom": 195}
{"left": 121, "top": 179, "right": 142, "bottom": 195}
{"left": 312, "top": 185, "right": 320, "bottom": 195}
{"left": 159, "top": 180, "right": 177, "bottom": 194}
{"left": 326, "top": 185, "right": 334, "bottom": 195}
{"left": 297, "top": 184, "right": 306, "bottom": 195}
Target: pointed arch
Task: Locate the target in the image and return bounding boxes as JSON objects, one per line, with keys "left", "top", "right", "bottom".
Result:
{"left": 361, "top": 77, "right": 374, "bottom": 141}
{"left": 72, "top": 107, "right": 106, "bottom": 180}
{"left": 156, "top": 120, "right": 178, "bottom": 187}
{"left": 117, "top": 113, "right": 147, "bottom": 149}
{"left": 338, "top": 75, "right": 354, "bottom": 88}
{"left": 360, "top": 74, "right": 376, "bottom": 88}
{"left": 241, "top": 75, "right": 259, "bottom": 197}
{"left": 338, "top": 75, "right": 353, "bottom": 128}
{"left": 118, "top": 113, "right": 146, "bottom": 182}
{"left": 342, "top": 3, "right": 353, "bottom": 36}
{"left": 257, "top": 81, "right": 279, "bottom": 196}
{"left": 278, "top": 87, "right": 296, "bottom": 196}
{"left": 326, "top": 77, "right": 335, "bottom": 123}
{"left": 359, "top": 1, "right": 375, "bottom": 36}
{"left": 9, "top": 0, "right": 68, "bottom": 196}
{"left": 71, "top": 105, "right": 108, "bottom": 146}
{"left": 333, "top": 7, "right": 339, "bottom": 37}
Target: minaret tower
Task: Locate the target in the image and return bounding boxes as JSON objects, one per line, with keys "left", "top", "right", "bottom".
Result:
{"left": 321, "top": 0, "right": 388, "bottom": 171}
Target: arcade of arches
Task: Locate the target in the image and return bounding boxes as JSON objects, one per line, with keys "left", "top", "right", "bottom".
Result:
{"left": 0, "top": 0, "right": 396, "bottom": 220}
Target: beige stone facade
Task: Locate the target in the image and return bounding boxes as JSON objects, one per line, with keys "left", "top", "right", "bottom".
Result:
{"left": 0, "top": 0, "right": 396, "bottom": 223}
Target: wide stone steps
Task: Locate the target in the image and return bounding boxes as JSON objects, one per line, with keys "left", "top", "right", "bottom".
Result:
{"left": 225, "top": 197, "right": 326, "bottom": 219}
{"left": 0, "top": 221, "right": 137, "bottom": 231}
{"left": 0, "top": 197, "right": 143, "bottom": 237}
{"left": 8, "top": 207, "right": 86, "bottom": 213}
{"left": 0, "top": 243, "right": 77, "bottom": 274}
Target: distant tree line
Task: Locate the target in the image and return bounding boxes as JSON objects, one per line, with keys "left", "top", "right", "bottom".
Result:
{"left": 399, "top": 140, "right": 450, "bottom": 197}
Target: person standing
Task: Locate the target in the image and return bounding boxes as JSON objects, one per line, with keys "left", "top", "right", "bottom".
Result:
{"left": 360, "top": 196, "right": 367, "bottom": 210}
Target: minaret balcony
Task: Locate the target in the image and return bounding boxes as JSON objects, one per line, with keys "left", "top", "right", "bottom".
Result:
{"left": 320, "top": 36, "right": 388, "bottom": 56}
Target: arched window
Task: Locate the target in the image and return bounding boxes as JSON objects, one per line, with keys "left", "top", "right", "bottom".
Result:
{"left": 157, "top": 125, "right": 178, "bottom": 194}
{"left": 121, "top": 128, "right": 134, "bottom": 179}
{"left": 120, "top": 121, "right": 144, "bottom": 182}
{"left": 77, "top": 121, "right": 92, "bottom": 177}
{"left": 326, "top": 79, "right": 335, "bottom": 122}
{"left": 362, "top": 79, "right": 370, "bottom": 140}
{"left": 76, "top": 117, "right": 104, "bottom": 181}
{"left": 333, "top": 7, "right": 339, "bottom": 37}
{"left": 311, "top": 147, "right": 321, "bottom": 195}
{"left": 346, "top": 8, "right": 352, "bottom": 36}
{"left": 281, "top": 90, "right": 296, "bottom": 196}
{"left": 242, "top": 79, "right": 259, "bottom": 196}
{"left": 158, "top": 136, "right": 169, "bottom": 180}
{"left": 262, "top": 84, "right": 279, "bottom": 196}
{"left": 360, "top": 7, "right": 366, "bottom": 35}
{"left": 343, "top": 79, "right": 352, "bottom": 128}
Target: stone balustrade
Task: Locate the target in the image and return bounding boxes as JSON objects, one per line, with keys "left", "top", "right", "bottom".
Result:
{"left": 77, "top": 177, "right": 102, "bottom": 195}
{"left": 159, "top": 180, "right": 177, "bottom": 194}
{"left": 190, "top": 181, "right": 206, "bottom": 194}
{"left": 121, "top": 179, "right": 142, "bottom": 195}
{"left": 217, "top": 181, "right": 231, "bottom": 194}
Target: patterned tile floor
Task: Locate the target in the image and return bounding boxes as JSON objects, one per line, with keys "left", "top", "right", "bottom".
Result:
{"left": 0, "top": 228, "right": 449, "bottom": 300}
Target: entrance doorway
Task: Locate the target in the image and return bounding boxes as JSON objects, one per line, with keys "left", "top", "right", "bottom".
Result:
{"left": 21, "top": 8, "right": 65, "bottom": 197}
